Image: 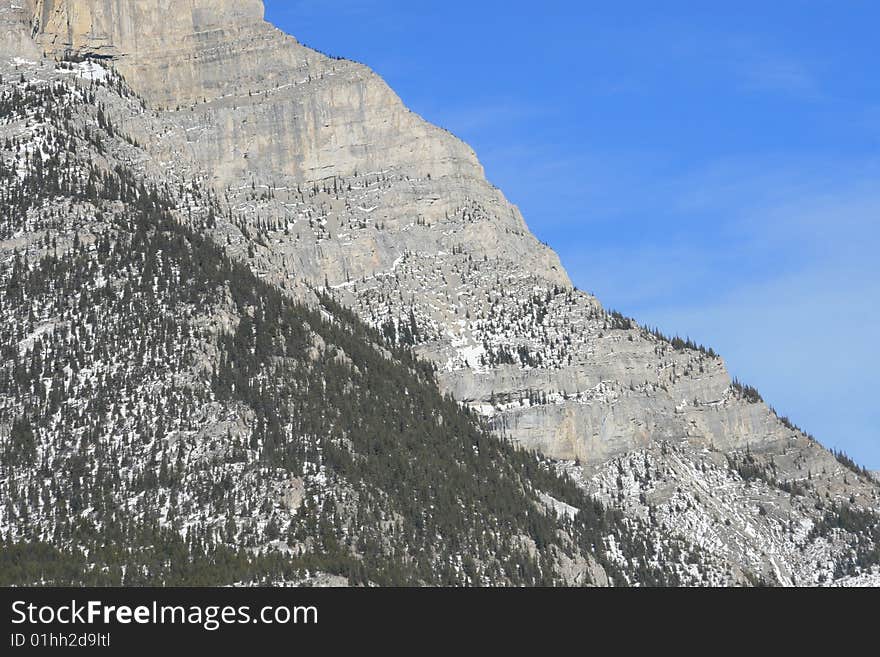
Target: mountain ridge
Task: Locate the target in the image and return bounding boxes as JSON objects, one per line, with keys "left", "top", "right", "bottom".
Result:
{"left": 1, "top": 0, "right": 878, "bottom": 585}
{"left": 0, "top": 57, "right": 712, "bottom": 585}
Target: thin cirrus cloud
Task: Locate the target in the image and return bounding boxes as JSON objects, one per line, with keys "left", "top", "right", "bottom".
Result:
{"left": 560, "top": 156, "right": 880, "bottom": 310}
{"left": 648, "top": 264, "right": 880, "bottom": 466}
{"left": 428, "top": 100, "right": 552, "bottom": 135}
{"left": 738, "top": 56, "right": 819, "bottom": 96}
{"left": 559, "top": 161, "right": 880, "bottom": 467}
{"left": 722, "top": 36, "right": 823, "bottom": 98}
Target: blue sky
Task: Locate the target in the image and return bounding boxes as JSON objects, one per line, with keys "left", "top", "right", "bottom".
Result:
{"left": 265, "top": 1, "right": 880, "bottom": 468}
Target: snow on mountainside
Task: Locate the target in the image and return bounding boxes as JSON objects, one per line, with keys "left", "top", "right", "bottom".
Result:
{"left": 0, "top": 56, "right": 718, "bottom": 587}
{"left": 0, "top": 1, "right": 878, "bottom": 586}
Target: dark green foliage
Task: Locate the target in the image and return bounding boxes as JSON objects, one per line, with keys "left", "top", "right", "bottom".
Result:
{"left": 4, "top": 417, "right": 36, "bottom": 466}
{"left": 727, "top": 451, "right": 806, "bottom": 497}
{"left": 0, "top": 530, "right": 363, "bottom": 587}
{"left": 728, "top": 452, "right": 774, "bottom": 484}
{"left": 0, "top": 69, "right": 681, "bottom": 587}
{"left": 832, "top": 450, "right": 872, "bottom": 479}
{"left": 731, "top": 378, "right": 763, "bottom": 404}
{"left": 808, "top": 504, "right": 880, "bottom": 576}
{"left": 606, "top": 309, "right": 634, "bottom": 330}
{"left": 643, "top": 325, "right": 718, "bottom": 358}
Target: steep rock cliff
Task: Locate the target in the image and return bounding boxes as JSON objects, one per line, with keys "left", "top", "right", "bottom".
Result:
{"left": 3, "top": 0, "right": 878, "bottom": 584}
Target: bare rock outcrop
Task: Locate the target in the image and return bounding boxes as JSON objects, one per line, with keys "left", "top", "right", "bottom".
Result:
{"left": 6, "top": 0, "right": 857, "bottom": 471}
{"left": 3, "top": 0, "right": 877, "bottom": 583}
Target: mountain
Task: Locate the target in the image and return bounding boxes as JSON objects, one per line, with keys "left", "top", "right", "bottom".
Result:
{"left": 1, "top": 0, "right": 878, "bottom": 586}
{"left": 0, "top": 55, "right": 704, "bottom": 586}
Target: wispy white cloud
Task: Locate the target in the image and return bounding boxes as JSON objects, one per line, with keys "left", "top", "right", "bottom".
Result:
{"left": 433, "top": 100, "right": 552, "bottom": 134}
{"left": 735, "top": 53, "right": 820, "bottom": 97}
{"left": 264, "top": 0, "right": 880, "bottom": 466}
{"left": 642, "top": 259, "right": 880, "bottom": 466}
{"left": 561, "top": 162, "right": 880, "bottom": 466}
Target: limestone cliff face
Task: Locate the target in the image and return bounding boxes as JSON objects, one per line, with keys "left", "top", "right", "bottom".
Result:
{"left": 4, "top": 0, "right": 854, "bottom": 477}
{"left": 1, "top": 2, "right": 40, "bottom": 56}
{"left": 26, "top": 0, "right": 488, "bottom": 183}
{"left": 30, "top": 0, "right": 264, "bottom": 55}
{"left": 6, "top": 1, "right": 879, "bottom": 584}
{"left": 20, "top": 0, "right": 570, "bottom": 289}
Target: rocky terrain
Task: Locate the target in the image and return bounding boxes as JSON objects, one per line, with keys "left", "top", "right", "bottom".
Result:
{"left": 1, "top": 56, "right": 708, "bottom": 586}
{"left": 1, "top": 0, "right": 878, "bottom": 586}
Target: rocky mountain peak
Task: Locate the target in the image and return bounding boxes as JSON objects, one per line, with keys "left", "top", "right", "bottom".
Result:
{"left": 1, "top": 1, "right": 878, "bottom": 586}
{"left": 21, "top": 0, "right": 271, "bottom": 107}
{"left": 29, "top": 0, "right": 265, "bottom": 56}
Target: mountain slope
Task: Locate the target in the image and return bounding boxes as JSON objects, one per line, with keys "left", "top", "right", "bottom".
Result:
{"left": 1, "top": 2, "right": 878, "bottom": 585}
{"left": 0, "top": 57, "right": 723, "bottom": 586}
{"left": 7, "top": 0, "right": 827, "bottom": 471}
